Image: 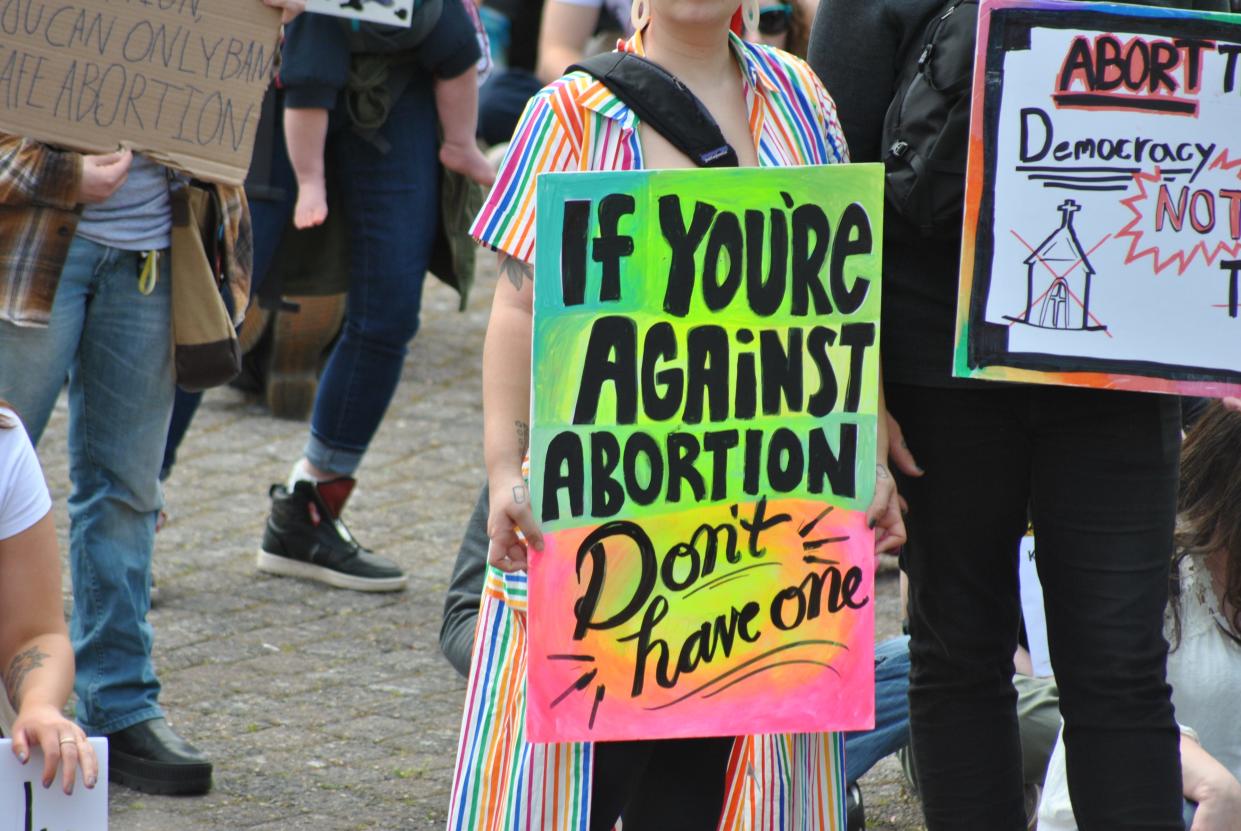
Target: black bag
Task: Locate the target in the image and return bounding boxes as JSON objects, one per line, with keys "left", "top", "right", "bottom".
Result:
{"left": 568, "top": 52, "right": 740, "bottom": 169}
{"left": 880, "top": 0, "right": 978, "bottom": 237}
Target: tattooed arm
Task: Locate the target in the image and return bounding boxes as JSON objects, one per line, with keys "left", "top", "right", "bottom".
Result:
{"left": 482, "top": 253, "right": 543, "bottom": 571}
{"left": 1, "top": 512, "right": 97, "bottom": 793}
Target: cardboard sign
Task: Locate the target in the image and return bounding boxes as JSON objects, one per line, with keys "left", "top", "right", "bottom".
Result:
{"left": 956, "top": 0, "right": 1241, "bottom": 396}
{"left": 0, "top": 738, "right": 108, "bottom": 831}
{"left": 527, "top": 165, "right": 883, "bottom": 743}
{"left": 305, "top": 0, "right": 415, "bottom": 27}
{"left": 0, "top": 0, "right": 282, "bottom": 185}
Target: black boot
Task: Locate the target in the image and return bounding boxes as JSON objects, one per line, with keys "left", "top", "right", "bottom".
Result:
{"left": 257, "top": 478, "right": 408, "bottom": 592}
{"left": 108, "top": 717, "right": 212, "bottom": 796}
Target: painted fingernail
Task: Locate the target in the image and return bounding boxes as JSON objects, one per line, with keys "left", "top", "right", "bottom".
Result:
{"left": 868, "top": 518, "right": 877, "bottom": 529}
{"left": 87, "top": 775, "right": 97, "bottom": 788}
{"left": 17, "top": 751, "right": 27, "bottom": 763}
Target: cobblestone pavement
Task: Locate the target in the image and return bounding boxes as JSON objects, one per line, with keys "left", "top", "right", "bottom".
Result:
{"left": 36, "top": 264, "right": 927, "bottom": 830}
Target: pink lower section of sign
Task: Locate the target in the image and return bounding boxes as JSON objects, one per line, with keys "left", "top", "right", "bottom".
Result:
{"left": 526, "top": 499, "right": 875, "bottom": 743}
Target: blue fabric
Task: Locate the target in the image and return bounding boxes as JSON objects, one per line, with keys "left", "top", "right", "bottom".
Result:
{"left": 0, "top": 236, "right": 172, "bottom": 734}
{"left": 478, "top": 69, "right": 543, "bottom": 146}
{"left": 305, "top": 78, "right": 440, "bottom": 475}
{"left": 844, "top": 635, "right": 912, "bottom": 785}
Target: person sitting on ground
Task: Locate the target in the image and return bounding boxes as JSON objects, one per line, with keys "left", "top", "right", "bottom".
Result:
{"left": 1039, "top": 401, "right": 1241, "bottom": 830}
{"left": 0, "top": 405, "right": 98, "bottom": 795}
{"left": 286, "top": 5, "right": 495, "bottom": 229}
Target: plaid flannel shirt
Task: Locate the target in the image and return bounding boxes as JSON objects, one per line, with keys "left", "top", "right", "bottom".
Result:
{"left": 0, "top": 133, "right": 253, "bottom": 328}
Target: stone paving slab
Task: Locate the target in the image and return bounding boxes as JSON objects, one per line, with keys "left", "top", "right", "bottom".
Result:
{"left": 35, "top": 264, "right": 928, "bottom": 830}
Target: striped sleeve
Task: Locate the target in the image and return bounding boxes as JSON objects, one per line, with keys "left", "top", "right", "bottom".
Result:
{"left": 809, "top": 69, "right": 851, "bottom": 164}
{"left": 469, "top": 81, "right": 583, "bottom": 265}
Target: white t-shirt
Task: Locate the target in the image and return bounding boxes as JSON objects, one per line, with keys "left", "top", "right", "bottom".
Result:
{"left": 1039, "top": 555, "right": 1241, "bottom": 829}
{"left": 0, "top": 410, "right": 52, "bottom": 541}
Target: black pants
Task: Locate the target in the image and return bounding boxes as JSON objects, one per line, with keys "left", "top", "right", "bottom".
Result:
{"left": 589, "top": 737, "right": 734, "bottom": 831}
{"left": 887, "top": 383, "right": 1182, "bottom": 830}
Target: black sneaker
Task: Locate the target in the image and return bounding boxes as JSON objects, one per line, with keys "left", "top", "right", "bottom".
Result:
{"left": 257, "top": 479, "right": 408, "bottom": 592}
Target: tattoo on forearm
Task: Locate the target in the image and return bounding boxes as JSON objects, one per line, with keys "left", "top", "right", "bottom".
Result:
{"left": 876, "top": 464, "right": 890, "bottom": 479}
{"left": 513, "top": 485, "right": 527, "bottom": 505}
{"left": 500, "top": 256, "right": 533, "bottom": 291}
{"left": 3, "top": 645, "right": 48, "bottom": 706}
{"left": 516, "top": 420, "right": 529, "bottom": 457}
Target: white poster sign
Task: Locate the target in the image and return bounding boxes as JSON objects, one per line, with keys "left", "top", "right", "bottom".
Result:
{"left": 957, "top": 0, "right": 1241, "bottom": 396}
{"left": 0, "top": 739, "right": 108, "bottom": 831}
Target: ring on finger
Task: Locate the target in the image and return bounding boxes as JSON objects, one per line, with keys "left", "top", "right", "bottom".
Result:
{"left": 58, "top": 736, "right": 77, "bottom": 746}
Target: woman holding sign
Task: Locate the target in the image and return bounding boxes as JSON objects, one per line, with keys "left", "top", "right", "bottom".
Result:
{"left": 450, "top": 1, "right": 903, "bottom": 828}
{"left": 0, "top": 405, "right": 98, "bottom": 795}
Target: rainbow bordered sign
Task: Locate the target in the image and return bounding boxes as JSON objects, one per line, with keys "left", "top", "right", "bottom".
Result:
{"left": 527, "top": 165, "right": 882, "bottom": 743}
{"left": 956, "top": 0, "right": 1241, "bottom": 395}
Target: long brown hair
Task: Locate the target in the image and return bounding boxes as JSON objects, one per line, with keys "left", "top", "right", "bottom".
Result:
{"left": 1170, "top": 401, "right": 1241, "bottom": 645}
{"left": 0, "top": 400, "right": 13, "bottom": 429}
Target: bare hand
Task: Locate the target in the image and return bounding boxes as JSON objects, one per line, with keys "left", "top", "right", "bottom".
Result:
{"left": 10, "top": 704, "right": 98, "bottom": 795}
{"left": 486, "top": 475, "right": 544, "bottom": 573}
{"left": 262, "top": 0, "right": 305, "bottom": 22}
{"left": 1190, "top": 773, "right": 1241, "bottom": 831}
{"left": 77, "top": 150, "right": 132, "bottom": 204}
{"left": 1224, "top": 397, "right": 1241, "bottom": 414}
{"left": 867, "top": 463, "right": 906, "bottom": 555}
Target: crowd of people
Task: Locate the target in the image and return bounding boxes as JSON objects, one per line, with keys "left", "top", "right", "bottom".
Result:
{"left": 2, "top": 0, "right": 1240, "bottom": 829}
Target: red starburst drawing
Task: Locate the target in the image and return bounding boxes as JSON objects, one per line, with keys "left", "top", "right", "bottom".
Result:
{"left": 1116, "top": 153, "right": 1241, "bottom": 277}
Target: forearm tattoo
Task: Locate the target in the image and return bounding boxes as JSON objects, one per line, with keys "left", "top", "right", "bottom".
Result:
{"left": 500, "top": 256, "right": 533, "bottom": 291}
{"left": 516, "top": 420, "right": 530, "bottom": 458}
{"left": 3, "top": 645, "right": 48, "bottom": 707}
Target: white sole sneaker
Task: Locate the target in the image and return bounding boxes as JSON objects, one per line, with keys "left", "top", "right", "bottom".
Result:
{"left": 255, "top": 550, "right": 408, "bottom": 593}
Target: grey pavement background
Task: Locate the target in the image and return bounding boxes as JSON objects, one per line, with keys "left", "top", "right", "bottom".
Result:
{"left": 37, "top": 263, "right": 927, "bottom": 830}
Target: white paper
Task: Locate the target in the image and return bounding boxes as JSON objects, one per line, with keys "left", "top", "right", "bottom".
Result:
{"left": 306, "top": 0, "right": 416, "bottom": 27}
{"left": 0, "top": 738, "right": 108, "bottom": 831}
{"left": 1018, "top": 536, "right": 1053, "bottom": 678}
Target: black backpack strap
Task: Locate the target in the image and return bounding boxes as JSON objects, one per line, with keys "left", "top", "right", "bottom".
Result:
{"left": 568, "top": 52, "right": 739, "bottom": 168}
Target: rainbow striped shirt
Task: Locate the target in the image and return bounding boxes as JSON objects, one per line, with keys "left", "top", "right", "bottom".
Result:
{"left": 470, "top": 31, "right": 850, "bottom": 264}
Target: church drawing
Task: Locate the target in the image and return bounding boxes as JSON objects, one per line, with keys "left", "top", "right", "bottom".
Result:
{"left": 1007, "top": 199, "right": 1107, "bottom": 332}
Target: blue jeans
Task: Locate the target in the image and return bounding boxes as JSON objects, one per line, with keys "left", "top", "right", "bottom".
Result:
{"left": 305, "top": 78, "right": 440, "bottom": 475}
{"left": 0, "top": 237, "right": 171, "bottom": 734}
{"left": 844, "top": 635, "right": 912, "bottom": 785}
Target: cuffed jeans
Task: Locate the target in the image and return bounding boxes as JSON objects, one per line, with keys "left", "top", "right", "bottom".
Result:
{"left": 886, "top": 383, "right": 1182, "bottom": 831}
{"left": 0, "top": 237, "right": 171, "bottom": 734}
{"left": 843, "top": 635, "right": 911, "bottom": 785}
{"left": 305, "top": 78, "right": 440, "bottom": 476}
